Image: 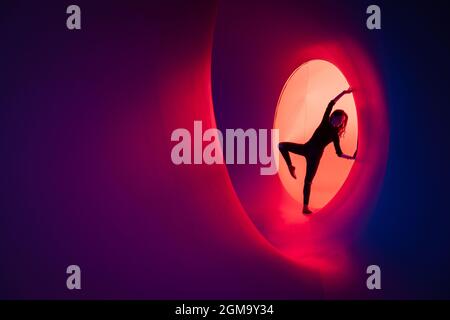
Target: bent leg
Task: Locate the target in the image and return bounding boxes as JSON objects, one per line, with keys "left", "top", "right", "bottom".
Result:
{"left": 278, "top": 142, "right": 307, "bottom": 167}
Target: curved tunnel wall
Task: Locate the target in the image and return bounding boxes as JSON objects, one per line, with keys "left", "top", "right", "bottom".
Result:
{"left": 211, "top": 0, "right": 389, "bottom": 275}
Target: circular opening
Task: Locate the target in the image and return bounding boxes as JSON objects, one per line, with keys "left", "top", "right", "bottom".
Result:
{"left": 274, "top": 59, "right": 358, "bottom": 209}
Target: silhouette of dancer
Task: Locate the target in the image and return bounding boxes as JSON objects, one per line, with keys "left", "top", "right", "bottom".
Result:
{"left": 278, "top": 88, "right": 357, "bottom": 214}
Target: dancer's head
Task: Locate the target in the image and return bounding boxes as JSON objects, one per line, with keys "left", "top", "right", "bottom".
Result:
{"left": 330, "top": 109, "right": 348, "bottom": 137}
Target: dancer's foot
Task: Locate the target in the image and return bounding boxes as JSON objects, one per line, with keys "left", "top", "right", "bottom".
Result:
{"left": 288, "top": 165, "right": 297, "bottom": 179}
{"left": 302, "top": 205, "right": 313, "bottom": 214}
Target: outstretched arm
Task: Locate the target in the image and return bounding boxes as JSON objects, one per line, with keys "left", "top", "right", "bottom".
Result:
{"left": 340, "top": 153, "right": 356, "bottom": 160}
{"left": 332, "top": 87, "right": 353, "bottom": 104}
{"left": 322, "top": 87, "right": 354, "bottom": 122}
{"left": 339, "top": 147, "right": 357, "bottom": 160}
{"left": 333, "top": 132, "right": 357, "bottom": 160}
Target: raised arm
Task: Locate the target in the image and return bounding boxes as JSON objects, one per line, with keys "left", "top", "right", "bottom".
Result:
{"left": 322, "top": 87, "right": 354, "bottom": 122}
{"left": 332, "top": 87, "right": 353, "bottom": 104}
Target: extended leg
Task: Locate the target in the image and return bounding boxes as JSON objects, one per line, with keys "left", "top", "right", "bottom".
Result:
{"left": 302, "top": 156, "right": 321, "bottom": 214}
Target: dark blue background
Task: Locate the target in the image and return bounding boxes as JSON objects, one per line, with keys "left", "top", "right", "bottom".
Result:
{"left": 362, "top": 0, "right": 450, "bottom": 298}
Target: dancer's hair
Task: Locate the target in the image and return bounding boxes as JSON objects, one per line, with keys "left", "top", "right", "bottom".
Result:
{"left": 330, "top": 109, "right": 348, "bottom": 138}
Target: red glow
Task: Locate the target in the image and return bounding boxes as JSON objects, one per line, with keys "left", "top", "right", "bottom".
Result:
{"left": 224, "top": 41, "right": 390, "bottom": 285}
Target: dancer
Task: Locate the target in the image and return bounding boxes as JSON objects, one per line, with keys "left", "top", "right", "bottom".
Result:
{"left": 278, "top": 88, "right": 357, "bottom": 214}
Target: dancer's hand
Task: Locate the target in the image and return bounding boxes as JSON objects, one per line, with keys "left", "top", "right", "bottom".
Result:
{"left": 333, "top": 88, "right": 354, "bottom": 103}
{"left": 344, "top": 87, "right": 354, "bottom": 94}
{"left": 340, "top": 154, "right": 355, "bottom": 160}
